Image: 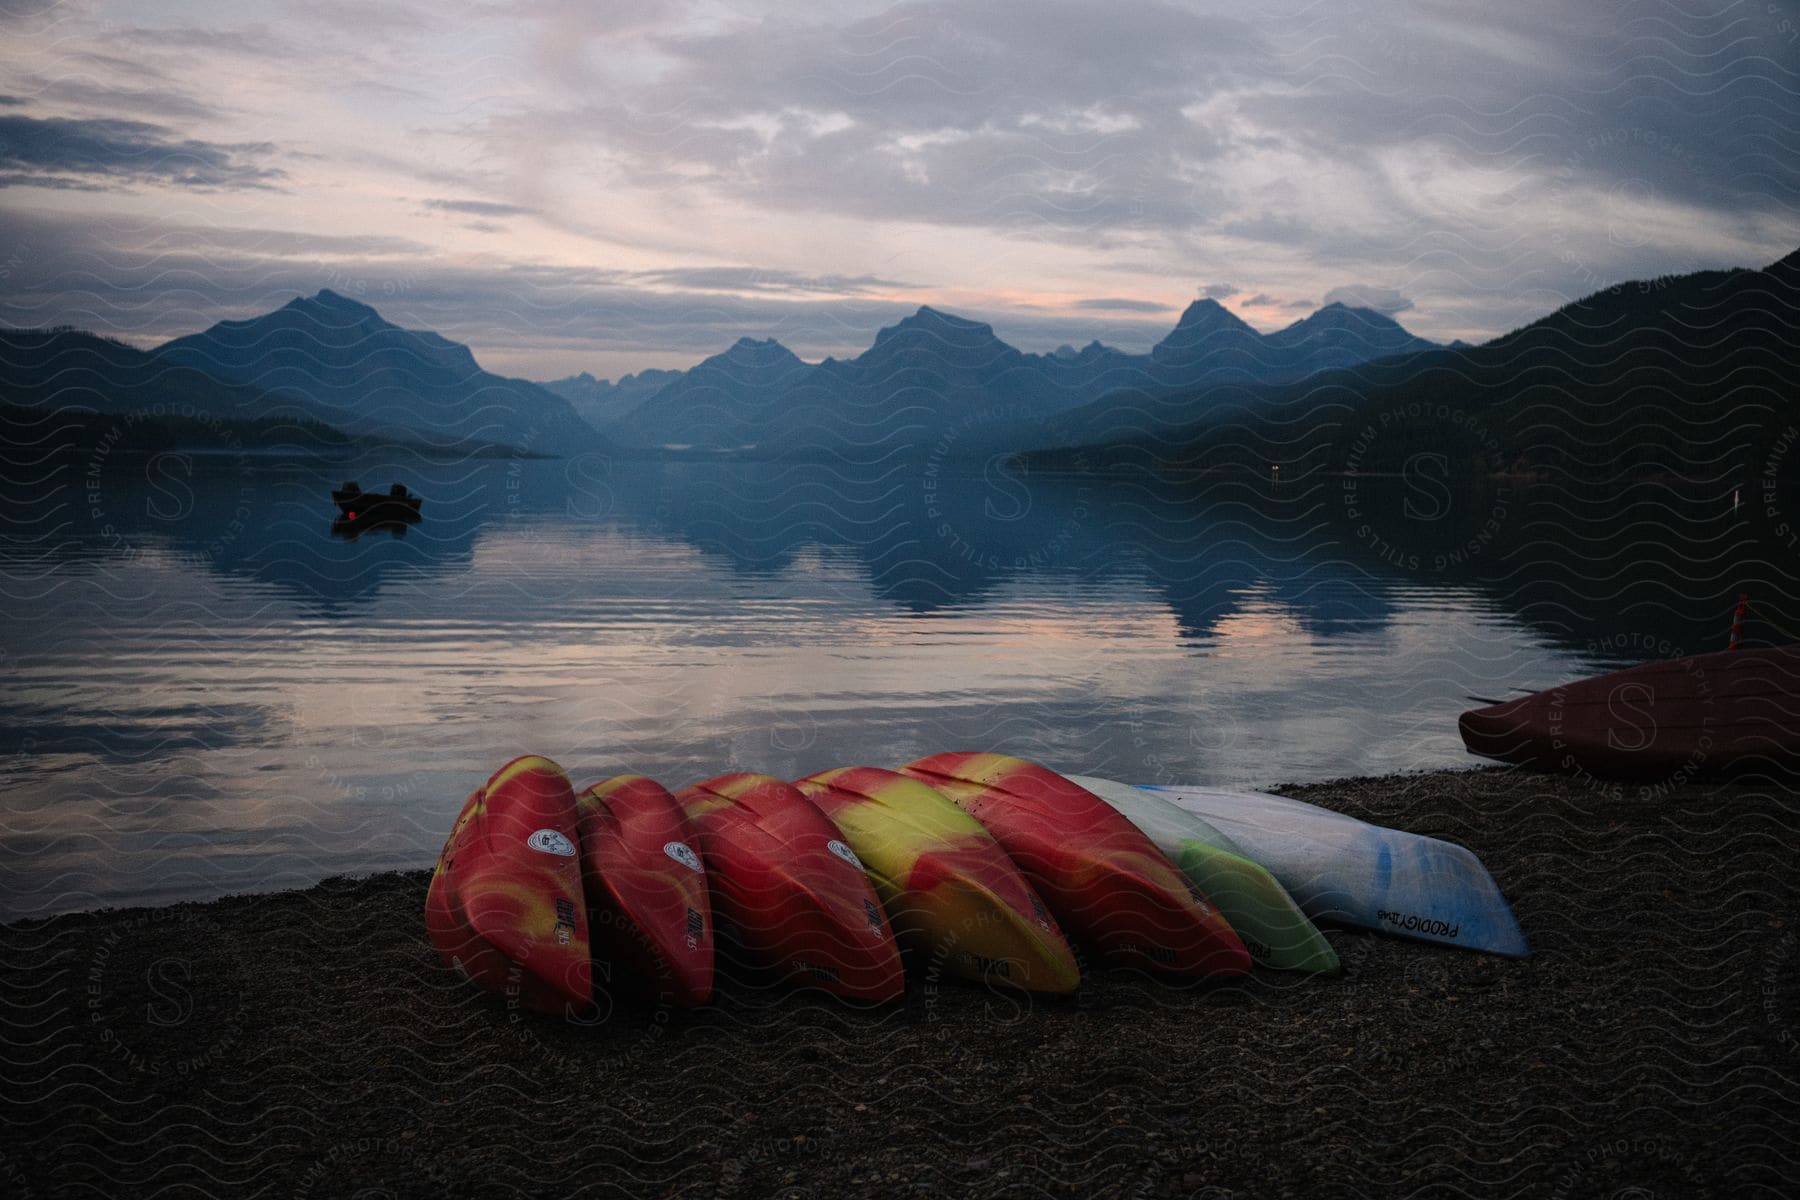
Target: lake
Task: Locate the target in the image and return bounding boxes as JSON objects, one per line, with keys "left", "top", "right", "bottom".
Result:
{"left": 3, "top": 448, "right": 1795, "bottom": 920}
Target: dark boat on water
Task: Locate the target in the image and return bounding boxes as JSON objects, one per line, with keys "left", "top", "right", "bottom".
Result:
{"left": 1458, "top": 644, "right": 1800, "bottom": 778}
{"left": 329, "top": 481, "right": 422, "bottom": 540}
{"left": 332, "top": 481, "right": 423, "bottom": 521}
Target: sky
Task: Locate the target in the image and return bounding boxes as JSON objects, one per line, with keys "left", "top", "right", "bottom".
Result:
{"left": 1, "top": 0, "right": 1796, "bottom": 381}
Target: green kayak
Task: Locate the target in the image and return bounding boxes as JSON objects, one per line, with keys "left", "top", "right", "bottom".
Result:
{"left": 1069, "top": 775, "right": 1340, "bottom": 974}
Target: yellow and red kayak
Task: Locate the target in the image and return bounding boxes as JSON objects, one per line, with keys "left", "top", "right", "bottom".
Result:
{"left": 898, "top": 753, "right": 1251, "bottom": 980}
{"left": 576, "top": 775, "right": 714, "bottom": 1008}
{"left": 424, "top": 755, "right": 593, "bottom": 1014}
{"left": 793, "top": 766, "right": 1081, "bottom": 993}
{"left": 676, "top": 772, "right": 905, "bottom": 1002}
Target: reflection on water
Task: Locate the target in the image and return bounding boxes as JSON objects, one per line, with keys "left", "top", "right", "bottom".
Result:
{"left": 2, "top": 450, "right": 1795, "bottom": 918}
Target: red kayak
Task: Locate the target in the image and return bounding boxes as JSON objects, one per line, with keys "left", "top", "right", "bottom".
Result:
{"left": 575, "top": 775, "right": 714, "bottom": 1008}
{"left": 424, "top": 787, "right": 484, "bottom": 986}
{"left": 675, "top": 773, "right": 905, "bottom": 1002}
{"left": 425, "top": 756, "right": 593, "bottom": 1014}
{"left": 898, "top": 753, "right": 1251, "bottom": 979}
{"left": 1459, "top": 644, "right": 1800, "bottom": 778}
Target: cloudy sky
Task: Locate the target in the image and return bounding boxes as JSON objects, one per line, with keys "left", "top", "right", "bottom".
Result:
{"left": 1, "top": 0, "right": 1795, "bottom": 380}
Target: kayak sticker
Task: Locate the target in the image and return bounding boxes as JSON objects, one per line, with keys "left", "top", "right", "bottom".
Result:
{"left": 863, "top": 898, "right": 884, "bottom": 935}
{"left": 553, "top": 897, "right": 578, "bottom": 945}
{"left": 827, "top": 839, "right": 863, "bottom": 869}
{"left": 684, "top": 906, "right": 704, "bottom": 950}
{"left": 1028, "top": 894, "right": 1052, "bottom": 932}
{"left": 663, "top": 841, "right": 704, "bottom": 873}
{"left": 1377, "top": 909, "right": 1461, "bottom": 939}
{"left": 526, "top": 828, "right": 577, "bottom": 857}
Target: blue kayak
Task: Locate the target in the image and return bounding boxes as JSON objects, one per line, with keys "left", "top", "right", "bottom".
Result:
{"left": 1088, "top": 779, "right": 1530, "bottom": 959}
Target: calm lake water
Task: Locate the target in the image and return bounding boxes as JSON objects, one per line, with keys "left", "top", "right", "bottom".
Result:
{"left": 4, "top": 449, "right": 1796, "bottom": 920}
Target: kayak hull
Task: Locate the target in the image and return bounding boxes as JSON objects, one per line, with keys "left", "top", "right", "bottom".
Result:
{"left": 1134, "top": 782, "right": 1530, "bottom": 959}
{"left": 794, "top": 766, "right": 1080, "bottom": 993}
{"left": 676, "top": 773, "right": 905, "bottom": 1002}
{"left": 425, "top": 756, "right": 594, "bottom": 1013}
{"left": 1459, "top": 644, "right": 1800, "bottom": 778}
{"left": 576, "top": 775, "right": 715, "bottom": 1008}
{"left": 898, "top": 753, "right": 1251, "bottom": 979}
{"left": 1069, "top": 776, "right": 1339, "bottom": 973}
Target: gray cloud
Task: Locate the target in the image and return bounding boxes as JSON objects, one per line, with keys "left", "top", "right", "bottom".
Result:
{"left": 13, "top": 78, "right": 220, "bottom": 122}
{"left": 631, "top": 267, "right": 924, "bottom": 295}
{"left": 422, "top": 198, "right": 538, "bottom": 218}
{"left": 1321, "top": 285, "right": 1413, "bottom": 316}
{"left": 0, "top": 1, "right": 59, "bottom": 21}
{"left": 1074, "top": 297, "right": 1174, "bottom": 313}
{"left": 479, "top": 0, "right": 1260, "bottom": 238}
{"left": 492, "top": 0, "right": 1794, "bottom": 317}
{"left": 0, "top": 114, "right": 283, "bottom": 190}
{"left": 0, "top": 172, "right": 104, "bottom": 191}
{"left": 1240, "top": 293, "right": 1311, "bottom": 311}
{"left": 1199, "top": 284, "right": 1237, "bottom": 300}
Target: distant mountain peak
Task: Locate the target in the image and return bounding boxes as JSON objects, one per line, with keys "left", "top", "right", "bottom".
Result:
{"left": 714, "top": 336, "right": 802, "bottom": 368}
{"left": 899, "top": 305, "right": 989, "bottom": 331}
{"left": 1173, "top": 297, "right": 1248, "bottom": 325}
{"left": 284, "top": 288, "right": 384, "bottom": 323}
{"left": 153, "top": 290, "right": 607, "bottom": 453}
{"left": 1285, "top": 303, "right": 1404, "bottom": 332}
{"left": 728, "top": 335, "right": 792, "bottom": 353}
{"left": 1161, "top": 298, "right": 1258, "bottom": 339}
{"left": 1152, "top": 297, "right": 1260, "bottom": 363}
{"left": 869, "top": 304, "right": 1002, "bottom": 351}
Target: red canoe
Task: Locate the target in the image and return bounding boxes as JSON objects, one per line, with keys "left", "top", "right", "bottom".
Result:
{"left": 675, "top": 773, "right": 905, "bottom": 1002}
{"left": 575, "top": 775, "right": 715, "bottom": 1008}
{"left": 897, "top": 753, "right": 1251, "bottom": 979}
{"left": 1459, "top": 644, "right": 1800, "bottom": 778}
{"left": 424, "top": 756, "right": 594, "bottom": 1014}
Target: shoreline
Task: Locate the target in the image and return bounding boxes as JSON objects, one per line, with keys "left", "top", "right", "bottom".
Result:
{"left": 2, "top": 766, "right": 1795, "bottom": 1198}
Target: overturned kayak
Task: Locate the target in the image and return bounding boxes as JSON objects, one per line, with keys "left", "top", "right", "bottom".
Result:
{"left": 1108, "top": 779, "right": 1530, "bottom": 959}
{"left": 1459, "top": 644, "right": 1800, "bottom": 778}
{"left": 794, "top": 766, "right": 1081, "bottom": 993}
{"left": 576, "top": 775, "right": 714, "bottom": 1008}
{"left": 676, "top": 773, "right": 905, "bottom": 1002}
{"left": 898, "top": 753, "right": 1250, "bottom": 979}
{"left": 1069, "top": 775, "right": 1339, "bottom": 974}
{"left": 424, "top": 756, "right": 595, "bottom": 1013}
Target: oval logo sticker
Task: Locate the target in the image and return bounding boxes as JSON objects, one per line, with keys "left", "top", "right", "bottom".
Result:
{"left": 526, "top": 828, "right": 577, "bottom": 857}
{"left": 663, "top": 841, "right": 703, "bottom": 873}
{"left": 826, "top": 839, "right": 862, "bottom": 869}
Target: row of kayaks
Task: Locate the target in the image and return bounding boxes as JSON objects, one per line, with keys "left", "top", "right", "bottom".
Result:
{"left": 426, "top": 752, "right": 1529, "bottom": 1014}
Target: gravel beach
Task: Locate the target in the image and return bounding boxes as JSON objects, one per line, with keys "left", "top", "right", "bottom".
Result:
{"left": 3, "top": 767, "right": 1796, "bottom": 1199}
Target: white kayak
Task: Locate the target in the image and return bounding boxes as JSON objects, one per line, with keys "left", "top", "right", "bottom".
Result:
{"left": 1087, "top": 778, "right": 1530, "bottom": 958}
{"left": 1068, "top": 776, "right": 1339, "bottom": 973}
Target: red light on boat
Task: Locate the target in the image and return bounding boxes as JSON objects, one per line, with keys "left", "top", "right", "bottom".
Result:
{"left": 347, "top": 510, "right": 356, "bottom": 519}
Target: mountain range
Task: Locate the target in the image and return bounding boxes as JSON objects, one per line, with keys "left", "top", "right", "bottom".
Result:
{"left": 543, "top": 298, "right": 1439, "bottom": 454}
{"left": 1023, "top": 246, "right": 1800, "bottom": 477}
{"left": 6, "top": 249, "right": 1792, "bottom": 469}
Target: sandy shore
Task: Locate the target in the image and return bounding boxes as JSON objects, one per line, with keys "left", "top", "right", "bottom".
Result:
{"left": 2, "top": 767, "right": 1796, "bottom": 1199}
